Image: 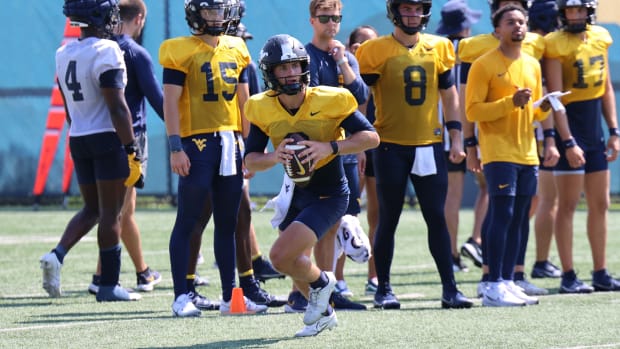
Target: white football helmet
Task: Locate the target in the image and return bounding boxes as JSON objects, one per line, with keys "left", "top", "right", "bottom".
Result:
{"left": 336, "top": 215, "right": 372, "bottom": 264}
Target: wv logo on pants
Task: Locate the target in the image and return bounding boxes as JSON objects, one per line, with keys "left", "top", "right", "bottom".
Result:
{"left": 192, "top": 138, "right": 207, "bottom": 152}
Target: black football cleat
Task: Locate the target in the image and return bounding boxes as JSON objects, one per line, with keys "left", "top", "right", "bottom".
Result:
{"left": 441, "top": 291, "right": 474, "bottom": 309}
{"left": 253, "top": 257, "right": 285, "bottom": 282}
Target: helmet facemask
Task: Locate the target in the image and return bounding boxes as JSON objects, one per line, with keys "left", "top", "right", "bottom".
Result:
{"left": 559, "top": 0, "right": 597, "bottom": 33}
{"left": 386, "top": 0, "right": 432, "bottom": 35}
{"left": 259, "top": 35, "right": 310, "bottom": 96}
{"left": 185, "top": 0, "right": 239, "bottom": 36}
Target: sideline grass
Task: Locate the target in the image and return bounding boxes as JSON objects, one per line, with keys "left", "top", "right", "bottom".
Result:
{"left": 1, "top": 208, "right": 619, "bottom": 348}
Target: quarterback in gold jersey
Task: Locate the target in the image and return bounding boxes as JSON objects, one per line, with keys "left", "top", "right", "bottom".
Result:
{"left": 244, "top": 35, "right": 378, "bottom": 337}
{"left": 543, "top": 0, "right": 620, "bottom": 293}
{"left": 160, "top": 0, "right": 260, "bottom": 318}
{"left": 355, "top": 0, "right": 472, "bottom": 310}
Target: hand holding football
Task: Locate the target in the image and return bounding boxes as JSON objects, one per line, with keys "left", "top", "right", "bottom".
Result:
{"left": 283, "top": 132, "right": 313, "bottom": 186}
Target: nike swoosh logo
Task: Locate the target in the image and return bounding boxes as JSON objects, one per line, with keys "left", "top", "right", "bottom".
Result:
{"left": 315, "top": 320, "right": 329, "bottom": 332}
{"left": 485, "top": 294, "right": 499, "bottom": 302}
{"left": 498, "top": 184, "right": 509, "bottom": 189}
{"left": 294, "top": 156, "right": 306, "bottom": 176}
{"left": 497, "top": 72, "right": 507, "bottom": 77}
{"left": 310, "top": 111, "right": 320, "bottom": 116}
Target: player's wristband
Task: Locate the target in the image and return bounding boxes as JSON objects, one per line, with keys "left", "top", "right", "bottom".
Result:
{"left": 124, "top": 141, "right": 138, "bottom": 155}
{"left": 543, "top": 129, "right": 556, "bottom": 138}
{"left": 464, "top": 137, "right": 478, "bottom": 147}
{"left": 562, "top": 138, "right": 577, "bottom": 149}
{"left": 609, "top": 128, "right": 620, "bottom": 137}
{"left": 445, "top": 121, "right": 462, "bottom": 131}
{"left": 168, "top": 135, "right": 183, "bottom": 153}
{"left": 336, "top": 57, "right": 348, "bottom": 66}
{"left": 330, "top": 140, "right": 339, "bottom": 155}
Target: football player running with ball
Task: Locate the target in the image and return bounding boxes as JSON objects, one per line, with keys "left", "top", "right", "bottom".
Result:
{"left": 355, "top": 0, "right": 472, "bottom": 310}
{"left": 244, "top": 34, "right": 379, "bottom": 337}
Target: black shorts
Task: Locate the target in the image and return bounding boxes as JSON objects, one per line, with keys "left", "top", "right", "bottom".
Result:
{"left": 70, "top": 132, "right": 128, "bottom": 185}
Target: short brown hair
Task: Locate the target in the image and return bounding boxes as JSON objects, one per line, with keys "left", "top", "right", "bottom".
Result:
{"left": 309, "top": 0, "right": 342, "bottom": 17}
{"left": 119, "top": 0, "right": 146, "bottom": 21}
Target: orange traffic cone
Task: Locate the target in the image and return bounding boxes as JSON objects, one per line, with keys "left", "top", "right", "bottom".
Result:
{"left": 228, "top": 287, "right": 247, "bottom": 315}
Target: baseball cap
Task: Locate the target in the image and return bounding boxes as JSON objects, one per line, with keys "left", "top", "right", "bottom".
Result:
{"left": 436, "top": 0, "right": 482, "bottom": 36}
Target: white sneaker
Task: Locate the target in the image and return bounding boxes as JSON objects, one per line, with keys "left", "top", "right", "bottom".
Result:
{"left": 96, "top": 285, "right": 141, "bottom": 302}
{"left": 220, "top": 296, "right": 268, "bottom": 315}
{"left": 334, "top": 280, "right": 353, "bottom": 297}
{"left": 504, "top": 281, "right": 539, "bottom": 305}
{"left": 482, "top": 281, "right": 526, "bottom": 307}
{"left": 515, "top": 279, "right": 549, "bottom": 296}
{"left": 303, "top": 272, "right": 336, "bottom": 325}
{"left": 295, "top": 311, "right": 338, "bottom": 337}
{"left": 40, "top": 252, "right": 62, "bottom": 298}
{"left": 477, "top": 281, "right": 488, "bottom": 298}
{"left": 172, "top": 294, "right": 201, "bottom": 317}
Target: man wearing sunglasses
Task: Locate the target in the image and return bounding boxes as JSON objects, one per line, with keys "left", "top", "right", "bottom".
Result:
{"left": 280, "top": 0, "right": 370, "bottom": 314}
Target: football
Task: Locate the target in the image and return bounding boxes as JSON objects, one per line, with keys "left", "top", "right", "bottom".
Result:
{"left": 283, "top": 132, "right": 313, "bottom": 186}
{"left": 336, "top": 214, "right": 372, "bottom": 263}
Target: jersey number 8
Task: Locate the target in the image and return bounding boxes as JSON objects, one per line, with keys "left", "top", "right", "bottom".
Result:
{"left": 404, "top": 65, "right": 427, "bottom": 106}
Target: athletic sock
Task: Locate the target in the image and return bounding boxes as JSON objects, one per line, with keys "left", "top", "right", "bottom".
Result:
{"left": 310, "top": 271, "right": 328, "bottom": 289}
{"left": 514, "top": 271, "right": 525, "bottom": 281}
{"left": 186, "top": 274, "right": 196, "bottom": 294}
{"left": 99, "top": 244, "right": 121, "bottom": 286}
{"left": 53, "top": 245, "right": 68, "bottom": 264}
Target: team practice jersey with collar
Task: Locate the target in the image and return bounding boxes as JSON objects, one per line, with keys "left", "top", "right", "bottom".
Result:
{"left": 244, "top": 85, "right": 358, "bottom": 171}
{"left": 544, "top": 25, "right": 612, "bottom": 104}
{"left": 159, "top": 35, "right": 250, "bottom": 137}
{"left": 355, "top": 33, "right": 455, "bottom": 146}
{"left": 56, "top": 37, "right": 126, "bottom": 136}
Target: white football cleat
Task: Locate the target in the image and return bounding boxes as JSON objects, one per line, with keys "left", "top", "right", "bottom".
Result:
{"left": 295, "top": 311, "right": 337, "bottom": 337}
{"left": 504, "top": 281, "right": 539, "bottom": 305}
{"left": 172, "top": 294, "right": 201, "bottom": 317}
{"left": 40, "top": 252, "right": 62, "bottom": 298}
{"left": 482, "top": 281, "right": 526, "bottom": 307}
{"left": 303, "top": 272, "right": 336, "bottom": 325}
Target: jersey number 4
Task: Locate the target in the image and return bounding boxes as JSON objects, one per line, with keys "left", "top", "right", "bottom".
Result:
{"left": 64, "top": 60, "right": 84, "bottom": 102}
{"left": 202, "top": 62, "right": 238, "bottom": 102}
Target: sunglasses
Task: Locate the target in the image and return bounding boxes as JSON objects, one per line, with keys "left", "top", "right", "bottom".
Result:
{"left": 314, "top": 15, "right": 342, "bottom": 24}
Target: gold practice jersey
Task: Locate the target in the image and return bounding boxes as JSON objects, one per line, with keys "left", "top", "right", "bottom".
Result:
{"left": 159, "top": 35, "right": 250, "bottom": 137}
{"left": 245, "top": 86, "right": 357, "bottom": 170}
{"left": 544, "top": 25, "right": 612, "bottom": 104}
{"left": 466, "top": 49, "right": 547, "bottom": 165}
{"left": 355, "top": 34, "right": 455, "bottom": 146}
{"left": 459, "top": 32, "right": 545, "bottom": 64}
